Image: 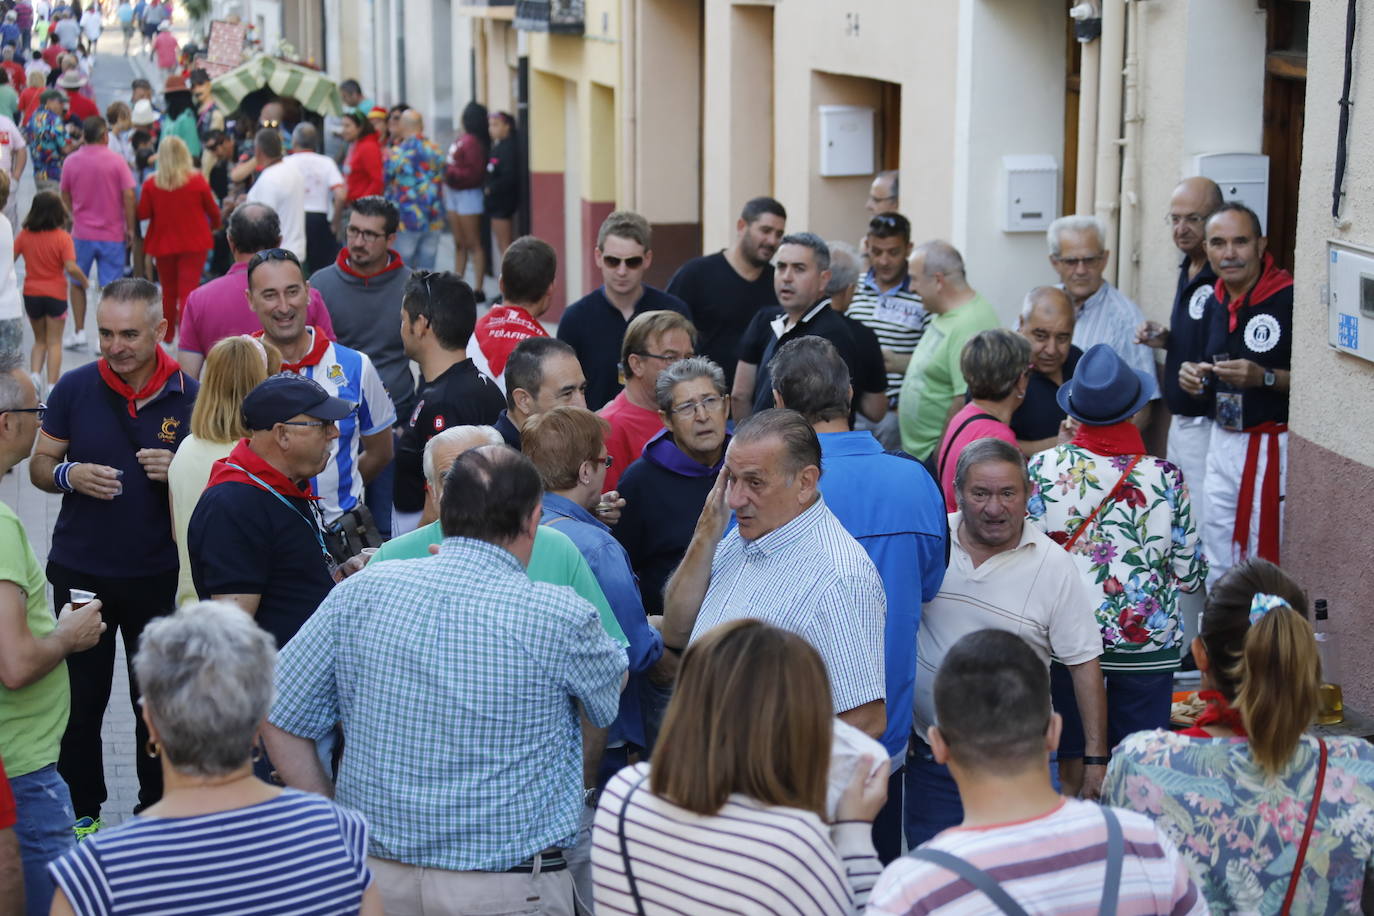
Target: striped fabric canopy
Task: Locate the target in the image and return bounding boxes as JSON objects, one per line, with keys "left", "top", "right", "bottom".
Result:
{"left": 209, "top": 56, "right": 344, "bottom": 117}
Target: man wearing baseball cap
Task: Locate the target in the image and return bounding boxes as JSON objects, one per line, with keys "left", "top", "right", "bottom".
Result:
{"left": 187, "top": 372, "right": 353, "bottom": 649}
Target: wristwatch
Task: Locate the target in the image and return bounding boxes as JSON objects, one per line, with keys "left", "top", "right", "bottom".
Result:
{"left": 1263, "top": 369, "right": 1276, "bottom": 388}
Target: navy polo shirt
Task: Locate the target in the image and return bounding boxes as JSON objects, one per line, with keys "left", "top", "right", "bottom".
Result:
{"left": 557, "top": 285, "right": 692, "bottom": 411}
{"left": 188, "top": 481, "right": 335, "bottom": 647}
{"left": 1010, "top": 346, "right": 1082, "bottom": 443}
{"left": 42, "top": 362, "right": 197, "bottom": 578}
{"left": 1164, "top": 257, "right": 1218, "bottom": 416}
{"left": 740, "top": 303, "right": 885, "bottom": 415}
{"left": 1200, "top": 282, "right": 1293, "bottom": 428}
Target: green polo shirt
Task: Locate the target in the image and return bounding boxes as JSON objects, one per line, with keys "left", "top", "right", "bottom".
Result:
{"left": 898, "top": 292, "right": 1001, "bottom": 460}
{"left": 0, "top": 502, "right": 70, "bottom": 778}
{"left": 372, "top": 521, "right": 628, "bottom": 647}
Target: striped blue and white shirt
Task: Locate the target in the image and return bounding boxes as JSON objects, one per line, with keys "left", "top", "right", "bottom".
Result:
{"left": 846, "top": 271, "right": 929, "bottom": 398}
{"left": 47, "top": 790, "right": 372, "bottom": 915}
{"left": 290, "top": 329, "right": 397, "bottom": 522}
{"left": 1070, "top": 280, "right": 1161, "bottom": 391}
{"left": 690, "top": 498, "right": 887, "bottom": 714}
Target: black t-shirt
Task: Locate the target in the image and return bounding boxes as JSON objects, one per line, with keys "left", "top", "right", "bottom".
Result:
{"left": 1200, "top": 281, "right": 1293, "bottom": 428}
{"left": 188, "top": 482, "right": 335, "bottom": 648}
{"left": 739, "top": 303, "right": 882, "bottom": 414}
{"left": 842, "top": 313, "right": 890, "bottom": 404}
{"left": 556, "top": 285, "right": 693, "bottom": 411}
{"left": 394, "top": 359, "right": 506, "bottom": 512}
{"left": 666, "top": 251, "right": 776, "bottom": 386}
{"left": 1164, "top": 257, "right": 1218, "bottom": 416}
{"left": 1011, "top": 346, "right": 1082, "bottom": 442}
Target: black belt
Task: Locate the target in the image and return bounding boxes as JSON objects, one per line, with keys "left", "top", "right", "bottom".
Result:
{"left": 505, "top": 848, "right": 566, "bottom": 874}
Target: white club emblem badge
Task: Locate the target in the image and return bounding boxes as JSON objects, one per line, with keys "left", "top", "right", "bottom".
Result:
{"left": 1244, "top": 314, "right": 1281, "bottom": 353}
{"left": 1188, "top": 285, "right": 1213, "bottom": 321}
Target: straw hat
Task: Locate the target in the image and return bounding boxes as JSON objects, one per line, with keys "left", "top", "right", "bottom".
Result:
{"left": 130, "top": 98, "right": 158, "bottom": 125}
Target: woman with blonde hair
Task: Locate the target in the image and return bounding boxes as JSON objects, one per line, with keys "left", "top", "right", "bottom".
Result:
{"left": 136, "top": 134, "right": 220, "bottom": 342}
{"left": 1105, "top": 558, "right": 1374, "bottom": 914}
{"left": 167, "top": 335, "right": 280, "bottom": 605}
{"left": 592, "top": 619, "right": 887, "bottom": 915}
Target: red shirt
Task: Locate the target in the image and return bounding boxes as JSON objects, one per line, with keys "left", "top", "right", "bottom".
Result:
{"left": 41, "top": 43, "right": 61, "bottom": 71}
{"left": 136, "top": 172, "right": 221, "bottom": 256}
{"left": 18, "top": 86, "right": 40, "bottom": 125}
{"left": 597, "top": 390, "right": 664, "bottom": 491}
{"left": 64, "top": 88, "right": 98, "bottom": 123}
{"left": 935, "top": 402, "right": 1019, "bottom": 511}
{"left": 344, "top": 132, "right": 383, "bottom": 201}
{"left": 0, "top": 754, "right": 15, "bottom": 831}
{"left": 1, "top": 62, "right": 24, "bottom": 94}
{"left": 473, "top": 304, "right": 548, "bottom": 378}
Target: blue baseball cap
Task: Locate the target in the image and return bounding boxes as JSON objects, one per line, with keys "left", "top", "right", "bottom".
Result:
{"left": 242, "top": 372, "right": 354, "bottom": 430}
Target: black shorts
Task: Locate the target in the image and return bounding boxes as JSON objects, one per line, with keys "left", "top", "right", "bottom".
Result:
{"left": 23, "top": 294, "right": 66, "bottom": 319}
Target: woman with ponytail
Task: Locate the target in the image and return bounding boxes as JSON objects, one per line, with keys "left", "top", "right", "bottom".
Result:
{"left": 1104, "top": 558, "right": 1374, "bottom": 914}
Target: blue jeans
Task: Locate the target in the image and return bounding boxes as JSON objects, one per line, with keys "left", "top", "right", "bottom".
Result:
{"left": 11, "top": 764, "right": 75, "bottom": 916}
{"left": 73, "top": 239, "right": 128, "bottom": 289}
{"left": 1052, "top": 663, "right": 1174, "bottom": 758}
{"left": 394, "top": 230, "right": 440, "bottom": 270}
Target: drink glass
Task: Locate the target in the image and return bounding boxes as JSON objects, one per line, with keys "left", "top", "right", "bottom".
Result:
{"left": 70, "top": 588, "right": 96, "bottom": 609}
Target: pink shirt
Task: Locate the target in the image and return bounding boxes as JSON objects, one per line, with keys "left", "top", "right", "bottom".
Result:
{"left": 935, "top": 401, "right": 1020, "bottom": 511}
{"left": 59, "top": 144, "right": 135, "bottom": 242}
{"left": 153, "top": 31, "right": 178, "bottom": 69}
{"left": 598, "top": 390, "right": 665, "bottom": 491}
{"left": 179, "top": 261, "right": 336, "bottom": 356}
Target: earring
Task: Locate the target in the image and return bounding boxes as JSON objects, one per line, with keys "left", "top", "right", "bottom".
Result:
{"left": 251, "top": 743, "right": 264, "bottom": 763}
{"left": 144, "top": 739, "right": 160, "bottom": 758}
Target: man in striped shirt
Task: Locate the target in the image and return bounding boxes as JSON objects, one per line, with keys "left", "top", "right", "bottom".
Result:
{"left": 868, "top": 629, "right": 1205, "bottom": 916}
{"left": 846, "top": 212, "right": 927, "bottom": 449}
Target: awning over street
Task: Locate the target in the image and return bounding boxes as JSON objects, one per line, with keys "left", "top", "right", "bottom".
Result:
{"left": 209, "top": 56, "right": 344, "bottom": 117}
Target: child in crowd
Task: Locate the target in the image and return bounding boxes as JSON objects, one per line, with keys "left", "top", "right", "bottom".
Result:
{"left": 15, "top": 190, "right": 86, "bottom": 391}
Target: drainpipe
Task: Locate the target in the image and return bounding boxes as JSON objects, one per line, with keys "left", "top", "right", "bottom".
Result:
{"left": 1116, "top": 0, "right": 1144, "bottom": 299}
{"left": 1071, "top": 2, "right": 1099, "bottom": 215}
{"left": 1093, "top": 0, "right": 1125, "bottom": 284}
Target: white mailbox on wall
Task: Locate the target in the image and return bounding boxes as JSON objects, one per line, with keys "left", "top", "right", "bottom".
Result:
{"left": 818, "top": 105, "right": 875, "bottom": 177}
{"left": 999, "top": 155, "right": 1059, "bottom": 233}
{"left": 1193, "top": 153, "right": 1270, "bottom": 234}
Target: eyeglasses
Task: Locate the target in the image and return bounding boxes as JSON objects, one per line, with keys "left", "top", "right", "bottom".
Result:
{"left": 346, "top": 225, "right": 387, "bottom": 243}
{"left": 1164, "top": 213, "right": 1206, "bottom": 227}
{"left": 279, "top": 419, "right": 334, "bottom": 428}
{"left": 670, "top": 395, "right": 726, "bottom": 417}
{"left": 1, "top": 403, "right": 46, "bottom": 420}
{"left": 1052, "top": 254, "right": 1105, "bottom": 268}
{"left": 602, "top": 255, "right": 644, "bottom": 269}
{"left": 636, "top": 350, "right": 693, "bottom": 363}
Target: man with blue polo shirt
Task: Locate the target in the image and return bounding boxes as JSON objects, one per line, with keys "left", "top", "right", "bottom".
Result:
{"left": 768, "top": 336, "right": 948, "bottom": 864}
{"left": 29, "top": 278, "right": 197, "bottom": 837}
{"left": 247, "top": 248, "right": 395, "bottom": 527}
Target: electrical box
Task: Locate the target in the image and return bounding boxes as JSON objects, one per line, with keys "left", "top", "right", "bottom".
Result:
{"left": 999, "top": 155, "right": 1059, "bottom": 233}
{"left": 1192, "top": 153, "right": 1270, "bottom": 234}
{"left": 818, "top": 105, "right": 875, "bottom": 177}
{"left": 1327, "top": 240, "right": 1374, "bottom": 364}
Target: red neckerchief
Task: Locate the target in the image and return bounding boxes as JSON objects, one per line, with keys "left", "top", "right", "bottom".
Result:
{"left": 1070, "top": 420, "right": 1146, "bottom": 457}
{"left": 1234, "top": 420, "right": 1286, "bottom": 564}
{"left": 1180, "top": 690, "right": 1248, "bottom": 738}
{"left": 254, "top": 327, "right": 329, "bottom": 372}
{"left": 206, "top": 438, "right": 318, "bottom": 499}
{"left": 1215, "top": 252, "right": 1294, "bottom": 333}
{"left": 97, "top": 346, "right": 180, "bottom": 418}
{"left": 334, "top": 245, "right": 405, "bottom": 282}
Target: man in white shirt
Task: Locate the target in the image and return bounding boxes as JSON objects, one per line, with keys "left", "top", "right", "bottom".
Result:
{"left": 288, "top": 122, "right": 344, "bottom": 275}
{"left": 0, "top": 112, "right": 25, "bottom": 228}
{"left": 245, "top": 128, "right": 307, "bottom": 261}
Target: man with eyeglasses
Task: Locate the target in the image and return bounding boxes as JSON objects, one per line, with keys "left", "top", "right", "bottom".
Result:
{"left": 558, "top": 211, "right": 692, "bottom": 411}
{"left": 866, "top": 170, "right": 899, "bottom": 216}
{"left": 0, "top": 350, "right": 104, "bottom": 913}
{"left": 597, "top": 309, "right": 696, "bottom": 490}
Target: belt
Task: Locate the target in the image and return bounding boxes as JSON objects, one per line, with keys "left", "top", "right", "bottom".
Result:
{"left": 505, "top": 848, "right": 566, "bottom": 874}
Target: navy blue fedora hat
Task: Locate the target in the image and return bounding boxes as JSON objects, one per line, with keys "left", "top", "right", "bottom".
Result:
{"left": 1055, "top": 343, "right": 1156, "bottom": 426}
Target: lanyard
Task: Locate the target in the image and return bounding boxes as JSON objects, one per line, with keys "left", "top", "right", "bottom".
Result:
{"left": 225, "top": 463, "right": 332, "bottom": 566}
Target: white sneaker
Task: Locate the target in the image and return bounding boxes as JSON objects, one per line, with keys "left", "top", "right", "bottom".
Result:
{"left": 29, "top": 371, "right": 43, "bottom": 399}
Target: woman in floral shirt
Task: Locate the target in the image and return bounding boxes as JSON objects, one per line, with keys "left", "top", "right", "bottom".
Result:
{"left": 383, "top": 108, "right": 445, "bottom": 270}
{"left": 1105, "top": 559, "right": 1374, "bottom": 914}
{"left": 1026, "top": 344, "right": 1206, "bottom": 795}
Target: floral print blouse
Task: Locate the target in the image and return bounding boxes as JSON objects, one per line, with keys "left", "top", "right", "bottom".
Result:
{"left": 1027, "top": 446, "right": 1206, "bottom": 671}
{"left": 26, "top": 107, "right": 66, "bottom": 181}
{"left": 384, "top": 135, "right": 445, "bottom": 232}
{"left": 1105, "top": 730, "right": 1374, "bottom": 915}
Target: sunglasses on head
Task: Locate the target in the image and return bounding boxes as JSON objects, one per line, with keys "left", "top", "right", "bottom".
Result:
{"left": 246, "top": 247, "right": 301, "bottom": 281}
{"left": 602, "top": 255, "right": 644, "bottom": 270}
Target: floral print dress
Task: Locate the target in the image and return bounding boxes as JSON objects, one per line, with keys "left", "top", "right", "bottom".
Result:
{"left": 1028, "top": 445, "right": 1207, "bottom": 672}
{"left": 1105, "top": 730, "right": 1374, "bottom": 914}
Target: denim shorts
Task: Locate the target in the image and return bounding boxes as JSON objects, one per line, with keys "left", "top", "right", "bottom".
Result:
{"left": 11, "top": 764, "right": 75, "bottom": 916}
{"left": 73, "top": 238, "right": 127, "bottom": 288}
{"left": 443, "top": 186, "right": 484, "bottom": 216}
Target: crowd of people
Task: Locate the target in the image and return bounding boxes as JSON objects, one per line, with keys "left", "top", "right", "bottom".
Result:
{"left": 0, "top": 20, "right": 1358, "bottom": 914}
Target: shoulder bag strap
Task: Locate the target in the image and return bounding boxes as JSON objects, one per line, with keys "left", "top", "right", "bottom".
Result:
{"left": 1100, "top": 806, "right": 1124, "bottom": 916}
{"left": 1062, "top": 454, "right": 1145, "bottom": 553}
{"left": 936, "top": 412, "right": 999, "bottom": 482}
{"left": 617, "top": 773, "right": 650, "bottom": 916}
{"left": 906, "top": 848, "right": 1032, "bottom": 916}
{"left": 1280, "top": 738, "right": 1328, "bottom": 916}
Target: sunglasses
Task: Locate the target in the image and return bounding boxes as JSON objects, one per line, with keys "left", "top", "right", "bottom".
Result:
{"left": 246, "top": 247, "right": 301, "bottom": 281}
{"left": 602, "top": 255, "right": 644, "bottom": 270}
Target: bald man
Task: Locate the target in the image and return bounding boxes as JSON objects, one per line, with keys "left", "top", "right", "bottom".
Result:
{"left": 1012, "top": 286, "right": 1079, "bottom": 457}
{"left": 289, "top": 121, "right": 346, "bottom": 274}
{"left": 1136, "top": 176, "right": 1224, "bottom": 530}
{"left": 384, "top": 108, "right": 446, "bottom": 270}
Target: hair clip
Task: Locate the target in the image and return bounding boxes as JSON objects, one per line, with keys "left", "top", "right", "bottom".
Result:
{"left": 1249, "top": 592, "right": 1289, "bottom": 625}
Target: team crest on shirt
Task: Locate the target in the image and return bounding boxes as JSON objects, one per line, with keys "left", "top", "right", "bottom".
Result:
{"left": 326, "top": 364, "right": 345, "bottom": 385}
{"left": 158, "top": 417, "right": 181, "bottom": 444}
{"left": 1188, "top": 285, "right": 1213, "bottom": 321}
{"left": 1244, "top": 314, "right": 1282, "bottom": 353}
{"left": 433, "top": 414, "right": 446, "bottom": 432}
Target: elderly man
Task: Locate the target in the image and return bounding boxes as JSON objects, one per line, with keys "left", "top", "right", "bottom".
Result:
{"left": 662, "top": 408, "right": 887, "bottom": 738}
{"left": 286, "top": 123, "right": 345, "bottom": 275}
{"left": 897, "top": 241, "right": 999, "bottom": 460}
{"left": 265, "top": 446, "right": 628, "bottom": 915}
{"left": 613, "top": 357, "right": 729, "bottom": 617}
{"left": 0, "top": 352, "right": 104, "bottom": 913}
{"left": 769, "top": 336, "right": 947, "bottom": 864}
{"left": 597, "top": 310, "right": 696, "bottom": 490}
{"left": 732, "top": 232, "right": 886, "bottom": 422}
{"left": 866, "top": 170, "right": 899, "bottom": 216}
{"left": 383, "top": 109, "right": 445, "bottom": 271}
{"left": 29, "top": 279, "right": 196, "bottom": 837}
{"left": 248, "top": 247, "right": 395, "bottom": 527}
{"left": 244, "top": 128, "right": 306, "bottom": 261}
{"left": 1012, "top": 286, "right": 1080, "bottom": 457}
{"left": 1137, "top": 176, "right": 1224, "bottom": 530}
{"left": 667, "top": 197, "right": 784, "bottom": 386}
{"left": 1179, "top": 203, "right": 1292, "bottom": 586}
{"left": 559, "top": 211, "right": 692, "bottom": 410}
{"left": 177, "top": 203, "right": 336, "bottom": 379}
{"left": 908, "top": 438, "right": 1106, "bottom": 847}
{"left": 187, "top": 373, "right": 351, "bottom": 646}
{"left": 493, "top": 337, "right": 588, "bottom": 450}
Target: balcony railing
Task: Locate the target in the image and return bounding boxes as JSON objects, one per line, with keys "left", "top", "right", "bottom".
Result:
{"left": 513, "top": 0, "right": 584, "bottom": 34}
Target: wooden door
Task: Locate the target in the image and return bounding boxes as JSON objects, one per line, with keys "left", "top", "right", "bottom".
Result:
{"left": 1262, "top": 0, "right": 1309, "bottom": 272}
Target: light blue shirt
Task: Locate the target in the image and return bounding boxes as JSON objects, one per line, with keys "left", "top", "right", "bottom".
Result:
{"left": 1071, "top": 280, "right": 1160, "bottom": 390}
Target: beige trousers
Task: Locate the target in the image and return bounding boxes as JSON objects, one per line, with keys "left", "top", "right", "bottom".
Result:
{"left": 368, "top": 856, "right": 575, "bottom": 916}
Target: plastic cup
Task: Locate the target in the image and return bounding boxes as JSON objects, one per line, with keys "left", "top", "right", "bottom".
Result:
{"left": 360, "top": 547, "right": 379, "bottom": 563}
{"left": 70, "top": 589, "right": 96, "bottom": 609}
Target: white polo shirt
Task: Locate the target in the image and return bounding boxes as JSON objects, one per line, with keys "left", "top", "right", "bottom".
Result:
{"left": 246, "top": 159, "right": 307, "bottom": 260}
{"left": 914, "top": 512, "right": 1102, "bottom": 734}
